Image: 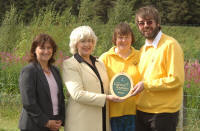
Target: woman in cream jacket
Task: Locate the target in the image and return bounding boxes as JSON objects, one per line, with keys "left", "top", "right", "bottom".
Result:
{"left": 62, "top": 26, "right": 122, "bottom": 131}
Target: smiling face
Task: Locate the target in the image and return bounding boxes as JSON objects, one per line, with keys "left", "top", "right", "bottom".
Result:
{"left": 35, "top": 42, "right": 53, "bottom": 64}
{"left": 76, "top": 38, "right": 94, "bottom": 59}
{"left": 115, "top": 33, "right": 132, "bottom": 52}
{"left": 137, "top": 16, "right": 160, "bottom": 41}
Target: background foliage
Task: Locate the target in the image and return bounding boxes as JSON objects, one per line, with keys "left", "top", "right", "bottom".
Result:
{"left": 0, "top": 1, "right": 199, "bottom": 59}
{"left": 0, "top": 0, "right": 200, "bottom": 25}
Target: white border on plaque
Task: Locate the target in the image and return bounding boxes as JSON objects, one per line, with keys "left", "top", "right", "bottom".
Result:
{"left": 110, "top": 72, "right": 133, "bottom": 99}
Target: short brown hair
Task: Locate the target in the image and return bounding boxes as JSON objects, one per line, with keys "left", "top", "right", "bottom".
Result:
{"left": 29, "top": 33, "right": 57, "bottom": 65}
{"left": 112, "top": 22, "right": 135, "bottom": 45}
{"left": 135, "top": 5, "right": 161, "bottom": 29}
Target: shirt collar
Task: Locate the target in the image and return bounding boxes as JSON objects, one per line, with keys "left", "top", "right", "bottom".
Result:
{"left": 74, "top": 53, "right": 97, "bottom": 64}
{"left": 107, "top": 46, "right": 136, "bottom": 56}
{"left": 145, "top": 30, "right": 162, "bottom": 48}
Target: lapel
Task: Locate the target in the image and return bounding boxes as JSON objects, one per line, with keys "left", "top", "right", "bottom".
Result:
{"left": 34, "top": 63, "right": 51, "bottom": 100}
{"left": 81, "top": 62, "right": 99, "bottom": 80}
{"left": 74, "top": 53, "right": 99, "bottom": 80}
{"left": 95, "top": 62, "right": 102, "bottom": 75}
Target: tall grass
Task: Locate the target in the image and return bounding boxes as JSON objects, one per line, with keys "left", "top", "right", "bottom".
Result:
{"left": 183, "top": 60, "right": 200, "bottom": 131}
{"left": 1, "top": 5, "right": 199, "bottom": 59}
{"left": 0, "top": 93, "right": 21, "bottom": 131}
{"left": 162, "top": 26, "right": 200, "bottom": 60}
{"left": 0, "top": 93, "right": 65, "bottom": 131}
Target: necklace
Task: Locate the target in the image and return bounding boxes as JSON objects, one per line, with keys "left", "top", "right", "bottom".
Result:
{"left": 43, "top": 68, "right": 51, "bottom": 75}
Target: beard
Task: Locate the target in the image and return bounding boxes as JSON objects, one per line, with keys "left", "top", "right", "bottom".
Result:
{"left": 140, "top": 26, "right": 160, "bottom": 40}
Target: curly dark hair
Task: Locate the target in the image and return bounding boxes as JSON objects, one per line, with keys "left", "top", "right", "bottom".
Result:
{"left": 28, "top": 33, "right": 57, "bottom": 65}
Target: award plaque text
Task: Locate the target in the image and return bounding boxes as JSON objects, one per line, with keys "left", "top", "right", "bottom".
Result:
{"left": 110, "top": 73, "right": 133, "bottom": 99}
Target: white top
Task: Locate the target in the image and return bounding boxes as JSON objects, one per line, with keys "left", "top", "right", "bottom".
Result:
{"left": 145, "top": 30, "right": 162, "bottom": 48}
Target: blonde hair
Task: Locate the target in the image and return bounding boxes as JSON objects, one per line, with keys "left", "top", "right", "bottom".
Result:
{"left": 69, "top": 26, "right": 97, "bottom": 54}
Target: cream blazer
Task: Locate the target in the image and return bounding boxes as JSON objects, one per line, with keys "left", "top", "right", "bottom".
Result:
{"left": 62, "top": 56, "right": 110, "bottom": 131}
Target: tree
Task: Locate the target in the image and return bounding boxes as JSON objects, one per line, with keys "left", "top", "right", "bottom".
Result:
{"left": 108, "top": 0, "right": 135, "bottom": 25}
{"left": 0, "top": 6, "right": 23, "bottom": 51}
{"left": 187, "top": 0, "right": 200, "bottom": 25}
{"left": 158, "top": 0, "right": 189, "bottom": 24}
{"left": 78, "top": 0, "right": 98, "bottom": 24}
{"left": 0, "top": 0, "right": 11, "bottom": 23}
{"left": 93, "top": 0, "right": 115, "bottom": 23}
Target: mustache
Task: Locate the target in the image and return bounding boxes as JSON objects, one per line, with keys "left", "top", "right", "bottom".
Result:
{"left": 143, "top": 27, "right": 151, "bottom": 30}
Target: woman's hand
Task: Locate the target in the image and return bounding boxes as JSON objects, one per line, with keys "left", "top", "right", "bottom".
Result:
{"left": 45, "top": 120, "right": 62, "bottom": 131}
{"left": 106, "top": 95, "right": 124, "bottom": 102}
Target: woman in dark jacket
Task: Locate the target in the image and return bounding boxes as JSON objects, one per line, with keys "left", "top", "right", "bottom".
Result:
{"left": 19, "top": 34, "right": 65, "bottom": 131}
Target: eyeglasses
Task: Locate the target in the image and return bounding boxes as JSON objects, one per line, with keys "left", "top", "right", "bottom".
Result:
{"left": 137, "top": 20, "right": 153, "bottom": 26}
{"left": 117, "top": 36, "right": 130, "bottom": 41}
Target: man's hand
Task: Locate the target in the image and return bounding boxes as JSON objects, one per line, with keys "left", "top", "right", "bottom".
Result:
{"left": 130, "top": 81, "right": 144, "bottom": 96}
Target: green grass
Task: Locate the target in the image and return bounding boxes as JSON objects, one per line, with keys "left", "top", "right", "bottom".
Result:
{"left": 162, "top": 26, "right": 200, "bottom": 60}
{"left": 0, "top": 93, "right": 65, "bottom": 131}
{"left": 182, "top": 83, "right": 200, "bottom": 131}
{"left": 0, "top": 93, "right": 21, "bottom": 131}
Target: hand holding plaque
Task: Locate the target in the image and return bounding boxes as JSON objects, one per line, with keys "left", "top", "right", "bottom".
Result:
{"left": 110, "top": 73, "right": 133, "bottom": 99}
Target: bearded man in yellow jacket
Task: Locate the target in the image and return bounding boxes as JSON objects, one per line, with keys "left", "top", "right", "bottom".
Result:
{"left": 131, "top": 5, "right": 185, "bottom": 131}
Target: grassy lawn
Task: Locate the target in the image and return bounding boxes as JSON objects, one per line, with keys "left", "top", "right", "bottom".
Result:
{"left": 0, "top": 116, "right": 19, "bottom": 131}
{"left": 0, "top": 93, "right": 65, "bottom": 131}
{"left": 0, "top": 94, "right": 20, "bottom": 131}
{"left": 0, "top": 114, "right": 64, "bottom": 131}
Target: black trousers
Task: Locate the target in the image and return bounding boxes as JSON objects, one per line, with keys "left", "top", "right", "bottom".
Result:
{"left": 136, "top": 110, "right": 179, "bottom": 131}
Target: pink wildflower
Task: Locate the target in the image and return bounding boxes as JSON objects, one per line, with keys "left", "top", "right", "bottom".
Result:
{"left": 187, "top": 83, "right": 191, "bottom": 88}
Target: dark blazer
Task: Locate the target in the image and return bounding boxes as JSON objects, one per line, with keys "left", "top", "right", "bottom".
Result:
{"left": 19, "top": 62, "right": 65, "bottom": 131}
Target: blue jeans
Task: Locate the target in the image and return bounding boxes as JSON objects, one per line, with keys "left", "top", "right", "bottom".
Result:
{"left": 110, "top": 115, "right": 136, "bottom": 131}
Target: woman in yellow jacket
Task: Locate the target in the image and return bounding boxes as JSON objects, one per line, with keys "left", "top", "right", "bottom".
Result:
{"left": 100, "top": 22, "right": 141, "bottom": 131}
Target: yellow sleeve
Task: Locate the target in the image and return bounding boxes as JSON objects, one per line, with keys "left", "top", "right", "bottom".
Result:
{"left": 144, "top": 42, "right": 184, "bottom": 91}
{"left": 99, "top": 53, "right": 106, "bottom": 63}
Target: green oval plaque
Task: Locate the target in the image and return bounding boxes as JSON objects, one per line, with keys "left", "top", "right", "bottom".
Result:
{"left": 110, "top": 73, "right": 133, "bottom": 99}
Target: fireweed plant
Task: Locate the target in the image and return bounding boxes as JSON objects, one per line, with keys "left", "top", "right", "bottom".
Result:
{"left": 0, "top": 50, "right": 68, "bottom": 94}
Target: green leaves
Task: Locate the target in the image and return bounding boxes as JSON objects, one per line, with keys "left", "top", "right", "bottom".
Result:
{"left": 108, "top": 0, "right": 135, "bottom": 25}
